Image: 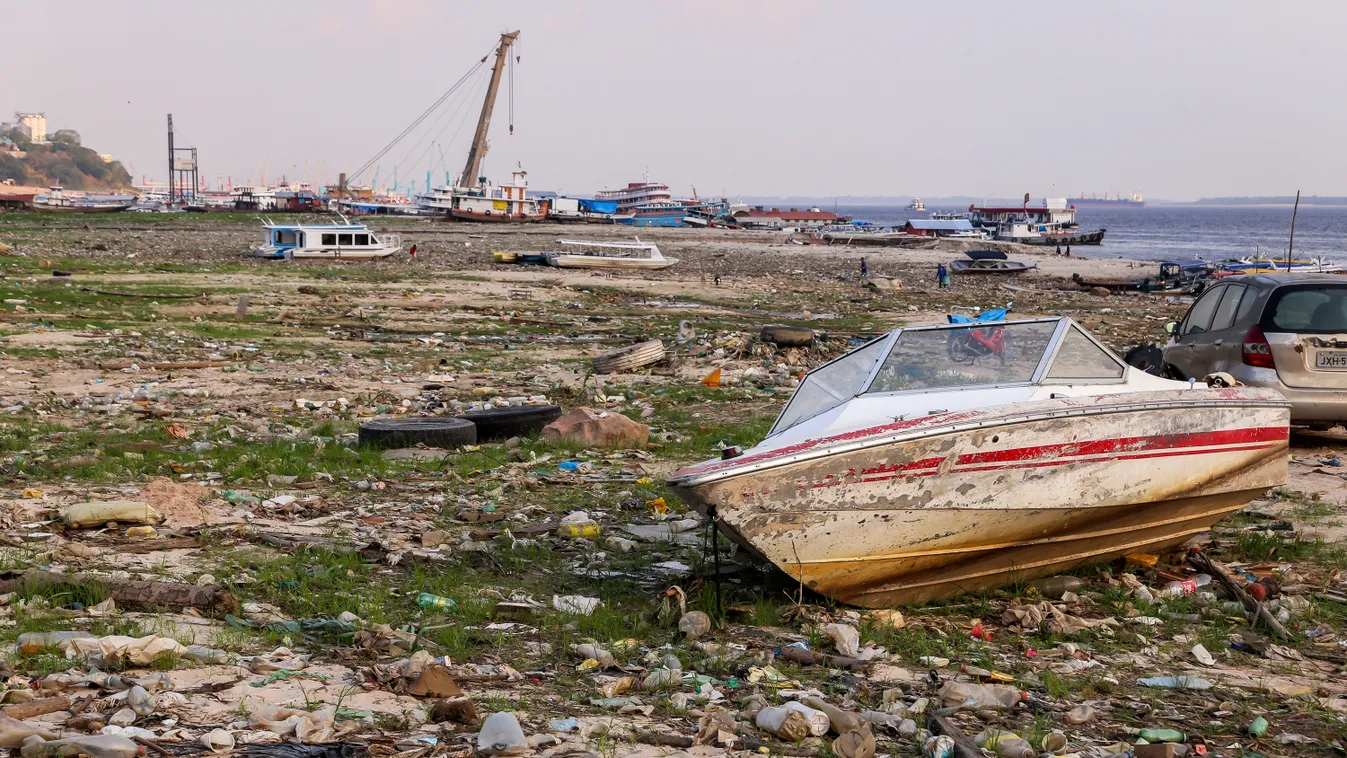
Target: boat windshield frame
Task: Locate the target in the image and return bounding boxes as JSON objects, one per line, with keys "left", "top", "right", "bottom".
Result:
{"left": 766, "top": 317, "right": 1129, "bottom": 437}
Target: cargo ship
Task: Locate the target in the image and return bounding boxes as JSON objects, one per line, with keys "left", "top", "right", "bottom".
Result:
{"left": 1068, "top": 191, "right": 1145, "bottom": 208}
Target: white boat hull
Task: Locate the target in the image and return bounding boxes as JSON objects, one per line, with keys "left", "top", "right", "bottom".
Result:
{"left": 546, "top": 254, "right": 679, "bottom": 270}
{"left": 671, "top": 389, "right": 1289, "bottom": 606}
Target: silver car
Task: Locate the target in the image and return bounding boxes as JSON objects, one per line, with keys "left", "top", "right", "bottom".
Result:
{"left": 1163, "top": 273, "right": 1347, "bottom": 426}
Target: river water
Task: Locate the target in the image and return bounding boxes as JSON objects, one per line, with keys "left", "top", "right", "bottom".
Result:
{"left": 838, "top": 204, "right": 1347, "bottom": 264}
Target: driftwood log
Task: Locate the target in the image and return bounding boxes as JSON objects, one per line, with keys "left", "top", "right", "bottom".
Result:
{"left": 0, "top": 569, "right": 238, "bottom": 614}
{"left": 3, "top": 695, "right": 70, "bottom": 719}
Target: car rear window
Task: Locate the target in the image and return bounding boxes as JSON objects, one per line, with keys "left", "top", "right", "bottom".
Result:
{"left": 1263, "top": 285, "right": 1347, "bottom": 333}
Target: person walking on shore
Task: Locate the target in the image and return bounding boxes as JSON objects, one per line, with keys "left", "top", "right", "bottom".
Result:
{"left": 858, "top": 257, "right": 868, "bottom": 283}
{"left": 937, "top": 263, "right": 951, "bottom": 289}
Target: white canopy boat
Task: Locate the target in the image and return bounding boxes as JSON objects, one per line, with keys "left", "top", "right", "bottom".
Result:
{"left": 251, "top": 215, "right": 401, "bottom": 260}
{"left": 545, "top": 238, "right": 679, "bottom": 270}
{"left": 669, "top": 316, "right": 1289, "bottom": 606}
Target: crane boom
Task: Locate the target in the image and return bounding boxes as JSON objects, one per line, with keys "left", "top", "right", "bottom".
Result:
{"left": 458, "top": 30, "right": 519, "bottom": 189}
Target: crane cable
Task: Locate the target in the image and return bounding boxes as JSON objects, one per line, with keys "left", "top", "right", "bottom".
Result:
{"left": 349, "top": 42, "right": 496, "bottom": 181}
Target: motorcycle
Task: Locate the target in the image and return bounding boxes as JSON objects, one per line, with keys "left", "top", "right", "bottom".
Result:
{"left": 946, "top": 307, "right": 1010, "bottom": 364}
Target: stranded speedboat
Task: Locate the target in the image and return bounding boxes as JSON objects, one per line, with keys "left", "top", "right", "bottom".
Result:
{"left": 669, "top": 317, "right": 1289, "bottom": 606}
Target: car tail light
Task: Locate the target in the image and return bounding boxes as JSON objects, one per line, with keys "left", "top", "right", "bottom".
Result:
{"left": 1243, "top": 326, "right": 1275, "bottom": 368}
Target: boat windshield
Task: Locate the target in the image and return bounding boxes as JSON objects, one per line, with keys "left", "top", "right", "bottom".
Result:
{"left": 772, "top": 337, "right": 889, "bottom": 433}
{"left": 867, "top": 321, "right": 1059, "bottom": 393}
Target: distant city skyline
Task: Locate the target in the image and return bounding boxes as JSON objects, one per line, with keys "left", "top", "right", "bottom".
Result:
{"left": 7, "top": 1, "right": 1346, "bottom": 201}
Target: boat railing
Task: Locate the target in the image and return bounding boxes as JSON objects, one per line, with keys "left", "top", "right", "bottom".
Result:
{"left": 375, "top": 233, "right": 401, "bottom": 249}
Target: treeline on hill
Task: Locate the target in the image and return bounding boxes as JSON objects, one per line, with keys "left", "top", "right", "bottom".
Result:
{"left": 0, "top": 128, "right": 132, "bottom": 190}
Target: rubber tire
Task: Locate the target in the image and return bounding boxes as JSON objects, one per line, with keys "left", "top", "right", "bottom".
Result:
{"left": 456, "top": 404, "right": 563, "bottom": 441}
{"left": 1123, "top": 343, "right": 1165, "bottom": 375}
{"left": 358, "top": 417, "right": 477, "bottom": 449}
{"left": 761, "top": 325, "right": 815, "bottom": 347}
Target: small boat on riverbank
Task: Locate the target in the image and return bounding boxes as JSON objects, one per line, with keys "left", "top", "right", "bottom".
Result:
{"left": 822, "top": 231, "right": 939, "bottom": 248}
{"left": 544, "top": 238, "right": 678, "bottom": 270}
{"left": 949, "top": 250, "right": 1035, "bottom": 274}
{"left": 251, "top": 216, "right": 401, "bottom": 260}
{"left": 669, "top": 316, "right": 1288, "bottom": 606}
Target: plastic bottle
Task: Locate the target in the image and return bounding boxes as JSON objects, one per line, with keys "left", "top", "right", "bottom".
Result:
{"left": 755, "top": 706, "right": 812, "bottom": 741}
{"left": 417, "top": 592, "right": 460, "bottom": 612}
{"left": 1137, "top": 729, "right": 1187, "bottom": 743}
{"left": 184, "top": 645, "right": 230, "bottom": 664}
{"left": 803, "top": 696, "right": 866, "bottom": 734}
{"left": 477, "top": 712, "right": 529, "bottom": 757}
{"left": 18, "top": 631, "right": 97, "bottom": 657}
{"left": 1031, "top": 575, "right": 1085, "bottom": 598}
{"left": 937, "top": 681, "right": 1024, "bottom": 711}
{"left": 1065, "top": 704, "right": 1097, "bottom": 724}
{"left": 923, "top": 735, "right": 955, "bottom": 758}
{"left": 0, "top": 720, "right": 57, "bottom": 750}
{"left": 1248, "top": 716, "right": 1269, "bottom": 737}
{"left": 126, "top": 686, "right": 155, "bottom": 717}
{"left": 1162, "top": 574, "right": 1212, "bottom": 597}
{"left": 21, "top": 736, "right": 144, "bottom": 758}
{"left": 781, "top": 701, "right": 831, "bottom": 737}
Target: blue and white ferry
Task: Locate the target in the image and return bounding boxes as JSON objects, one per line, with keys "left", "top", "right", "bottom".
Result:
{"left": 594, "top": 180, "right": 725, "bottom": 227}
{"left": 251, "top": 215, "right": 402, "bottom": 260}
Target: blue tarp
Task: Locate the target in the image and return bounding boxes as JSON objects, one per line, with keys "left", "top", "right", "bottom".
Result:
{"left": 904, "top": 219, "right": 975, "bottom": 231}
{"left": 579, "top": 199, "right": 619, "bottom": 214}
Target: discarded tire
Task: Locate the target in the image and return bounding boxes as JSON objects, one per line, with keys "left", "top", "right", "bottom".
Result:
{"left": 358, "top": 417, "right": 477, "bottom": 449}
{"left": 1122, "top": 344, "right": 1165, "bottom": 375}
{"left": 761, "top": 325, "right": 815, "bottom": 347}
{"left": 592, "top": 339, "right": 666, "bottom": 374}
{"left": 457, "top": 404, "right": 563, "bottom": 441}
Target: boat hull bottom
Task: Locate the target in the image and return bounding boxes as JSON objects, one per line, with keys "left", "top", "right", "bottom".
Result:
{"left": 702, "top": 487, "right": 1266, "bottom": 607}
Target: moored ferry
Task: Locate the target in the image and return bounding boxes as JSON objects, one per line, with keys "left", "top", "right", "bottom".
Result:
{"left": 33, "top": 187, "right": 135, "bottom": 213}
{"left": 595, "top": 180, "right": 725, "bottom": 227}
{"left": 416, "top": 168, "right": 546, "bottom": 223}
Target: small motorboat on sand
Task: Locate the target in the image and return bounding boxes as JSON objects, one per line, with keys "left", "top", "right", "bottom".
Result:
{"left": 950, "top": 250, "right": 1036, "bottom": 275}
{"left": 545, "top": 238, "right": 678, "bottom": 270}
{"left": 669, "top": 316, "right": 1289, "bottom": 606}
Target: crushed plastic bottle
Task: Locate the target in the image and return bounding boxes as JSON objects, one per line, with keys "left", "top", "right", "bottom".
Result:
{"left": 0, "top": 718, "right": 57, "bottom": 750}
{"left": 803, "top": 696, "right": 866, "bottom": 734}
{"left": 417, "top": 592, "right": 460, "bottom": 612}
{"left": 18, "top": 631, "right": 97, "bottom": 657}
{"left": 477, "top": 712, "right": 529, "bottom": 756}
{"left": 20, "top": 735, "right": 145, "bottom": 758}
{"left": 923, "top": 735, "right": 955, "bottom": 758}
{"left": 1137, "top": 728, "right": 1187, "bottom": 743}
{"left": 936, "top": 681, "right": 1025, "bottom": 712}
{"left": 126, "top": 686, "right": 155, "bottom": 717}
{"left": 1065, "top": 704, "right": 1097, "bottom": 724}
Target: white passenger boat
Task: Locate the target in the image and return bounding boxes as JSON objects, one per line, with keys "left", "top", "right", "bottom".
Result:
{"left": 669, "top": 316, "right": 1289, "bottom": 606}
{"left": 33, "top": 187, "right": 135, "bottom": 213}
{"left": 544, "top": 238, "right": 679, "bottom": 270}
{"left": 251, "top": 215, "right": 401, "bottom": 260}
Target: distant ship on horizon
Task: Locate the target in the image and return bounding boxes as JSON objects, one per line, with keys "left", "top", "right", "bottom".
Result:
{"left": 1069, "top": 191, "right": 1145, "bottom": 208}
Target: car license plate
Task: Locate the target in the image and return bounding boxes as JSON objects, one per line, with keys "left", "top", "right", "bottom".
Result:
{"left": 1316, "top": 350, "right": 1347, "bottom": 370}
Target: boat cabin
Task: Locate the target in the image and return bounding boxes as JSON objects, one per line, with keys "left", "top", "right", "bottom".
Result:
{"left": 766, "top": 317, "right": 1180, "bottom": 446}
{"left": 254, "top": 217, "right": 400, "bottom": 259}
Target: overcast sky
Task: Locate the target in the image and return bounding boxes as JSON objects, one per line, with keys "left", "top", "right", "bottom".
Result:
{"left": 8, "top": 1, "right": 1345, "bottom": 200}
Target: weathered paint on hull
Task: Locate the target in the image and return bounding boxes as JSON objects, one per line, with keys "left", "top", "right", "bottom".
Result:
{"left": 672, "top": 402, "right": 1288, "bottom": 607}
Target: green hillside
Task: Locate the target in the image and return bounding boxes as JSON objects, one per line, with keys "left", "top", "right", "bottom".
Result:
{"left": 0, "top": 129, "right": 132, "bottom": 190}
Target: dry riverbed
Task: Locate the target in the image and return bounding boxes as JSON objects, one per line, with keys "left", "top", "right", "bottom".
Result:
{"left": 0, "top": 213, "right": 1340, "bottom": 757}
